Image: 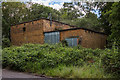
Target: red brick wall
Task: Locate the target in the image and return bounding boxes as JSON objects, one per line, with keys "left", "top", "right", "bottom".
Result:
{"left": 60, "top": 29, "right": 107, "bottom": 49}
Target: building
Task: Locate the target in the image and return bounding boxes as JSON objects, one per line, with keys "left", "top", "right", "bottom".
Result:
{"left": 10, "top": 18, "right": 107, "bottom": 49}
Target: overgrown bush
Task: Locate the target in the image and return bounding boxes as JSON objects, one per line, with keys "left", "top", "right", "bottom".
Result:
{"left": 102, "top": 42, "right": 120, "bottom": 76}
{"left": 2, "top": 44, "right": 101, "bottom": 70}
{"left": 2, "top": 43, "right": 119, "bottom": 78}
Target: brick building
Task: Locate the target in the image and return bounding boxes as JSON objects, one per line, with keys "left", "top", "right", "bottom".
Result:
{"left": 10, "top": 18, "right": 107, "bottom": 49}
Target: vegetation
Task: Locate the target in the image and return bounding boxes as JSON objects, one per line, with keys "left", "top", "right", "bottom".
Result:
{"left": 2, "top": 38, "right": 11, "bottom": 48}
{"left": 2, "top": 43, "right": 120, "bottom": 78}
{"left": 99, "top": 2, "right": 120, "bottom": 47}
{"left": 1, "top": 1, "right": 120, "bottom": 78}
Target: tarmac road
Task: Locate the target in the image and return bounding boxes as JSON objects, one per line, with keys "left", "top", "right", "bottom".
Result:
{"left": 2, "top": 69, "right": 42, "bottom": 78}
{"left": 1, "top": 69, "right": 64, "bottom": 80}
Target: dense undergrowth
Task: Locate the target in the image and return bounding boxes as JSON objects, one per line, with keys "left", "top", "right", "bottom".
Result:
{"left": 2, "top": 43, "right": 120, "bottom": 78}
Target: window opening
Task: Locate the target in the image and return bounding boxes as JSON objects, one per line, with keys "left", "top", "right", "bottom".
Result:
{"left": 65, "top": 38, "right": 78, "bottom": 47}
{"left": 23, "top": 27, "right": 26, "bottom": 32}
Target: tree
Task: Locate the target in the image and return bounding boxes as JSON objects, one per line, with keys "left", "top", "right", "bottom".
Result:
{"left": 100, "top": 2, "right": 120, "bottom": 47}
{"left": 59, "top": 2, "right": 103, "bottom": 31}
{"left": 75, "top": 12, "right": 101, "bottom": 31}
{"left": 99, "top": 2, "right": 113, "bottom": 35}
{"left": 28, "top": 3, "right": 60, "bottom": 21}
{"left": 2, "top": 2, "right": 29, "bottom": 38}
{"left": 60, "top": 2, "right": 82, "bottom": 20}
{"left": 2, "top": 2, "right": 61, "bottom": 39}
{"left": 107, "top": 2, "right": 120, "bottom": 46}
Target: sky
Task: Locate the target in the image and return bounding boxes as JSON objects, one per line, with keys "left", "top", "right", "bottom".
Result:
{"left": 32, "top": 0, "right": 72, "bottom": 10}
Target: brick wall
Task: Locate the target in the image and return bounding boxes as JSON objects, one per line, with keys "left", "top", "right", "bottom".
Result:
{"left": 11, "top": 19, "right": 44, "bottom": 46}
{"left": 60, "top": 29, "right": 107, "bottom": 49}
{"left": 42, "top": 19, "right": 72, "bottom": 32}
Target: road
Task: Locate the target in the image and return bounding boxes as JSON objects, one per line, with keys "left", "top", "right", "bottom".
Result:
{"left": 2, "top": 69, "right": 42, "bottom": 78}
{"left": 2, "top": 69, "right": 64, "bottom": 80}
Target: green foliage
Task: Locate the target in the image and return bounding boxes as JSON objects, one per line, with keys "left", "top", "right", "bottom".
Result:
{"left": 102, "top": 42, "right": 120, "bottom": 76}
{"left": 60, "top": 2, "right": 82, "bottom": 20}
{"left": 2, "top": 44, "right": 96, "bottom": 69}
{"left": 2, "top": 38, "right": 11, "bottom": 48}
{"left": 100, "top": 2, "right": 120, "bottom": 47}
{"left": 61, "top": 40, "right": 68, "bottom": 47}
{"left": 2, "top": 2, "right": 29, "bottom": 38}
{"left": 2, "top": 43, "right": 120, "bottom": 78}
{"left": 73, "top": 13, "right": 101, "bottom": 31}
{"left": 59, "top": 2, "right": 103, "bottom": 32}
{"left": 29, "top": 3, "right": 60, "bottom": 21}
{"left": 108, "top": 2, "right": 120, "bottom": 47}
{"left": 99, "top": 2, "right": 113, "bottom": 35}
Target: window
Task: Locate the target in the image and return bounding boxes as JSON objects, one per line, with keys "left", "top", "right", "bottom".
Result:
{"left": 23, "top": 27, "right": 26, "bottom": 32}
{"left": 65, "top": 38, "right": 78, "bottom": 46}
{"left": 44, "top": 32, "right": 60, "bottom": 44}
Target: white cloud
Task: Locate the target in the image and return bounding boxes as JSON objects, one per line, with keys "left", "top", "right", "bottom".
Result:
{"left": 51, "top": 0, "right": 71, "bottom": 2}
{"left": 49, "top": 2, "right": 64, "bottom": 10}
{"left": 32, "top": 0, "right": 51, "bottom": 6}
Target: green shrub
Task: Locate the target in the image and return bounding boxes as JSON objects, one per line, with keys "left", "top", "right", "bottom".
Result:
{"left": 2, "top": 38, "right": 11, "bottom": 48}
{"left": 61, "top": 40, "right": 68, "bottom": 47}
{"left": 102, "top": 42, "right": 120, "bottom": 76}
{"left": 2, "top": 43, "right": 118, "bottom": 78}
{"left": 2, "top": 44, "right": 101, "bottom": 70}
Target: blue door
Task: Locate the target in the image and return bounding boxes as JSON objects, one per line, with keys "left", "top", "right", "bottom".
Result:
{"left": 44, "top": 32, "right": 60, "bottom": 44}
{"left": 65, "top": 38, "right": 78, "bottom": 46}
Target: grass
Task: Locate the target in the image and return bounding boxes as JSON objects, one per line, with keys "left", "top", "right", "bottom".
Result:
{"left": 44, "top": 64, "right": 112, "bottom": 78}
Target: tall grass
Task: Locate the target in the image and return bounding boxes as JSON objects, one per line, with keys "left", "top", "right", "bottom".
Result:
{"left": 45, "top": 64, "right": 112, "bottom": 78}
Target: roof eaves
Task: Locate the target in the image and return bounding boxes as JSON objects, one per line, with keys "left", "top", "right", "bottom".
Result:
{"left": 44, "top": 27, "right": 107, "bottom": 35}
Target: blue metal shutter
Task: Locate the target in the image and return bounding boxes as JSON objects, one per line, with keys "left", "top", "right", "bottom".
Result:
{"left": 65, "top": 38, "right": 78, "bottom": 46}
{"left": 44, "top": 32, "right": 60, "bottom": 44}
{"left": 56, "top": 32, "right": 60, "bottom": 43}
{"left": 73, "top": 38, "right": 77, "bottom": 46}
{"left": 44, "top": 33, "right": 48, "bottom": 43}
{"left": 65, "top": 38, "right": 72, "bottom": 46}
